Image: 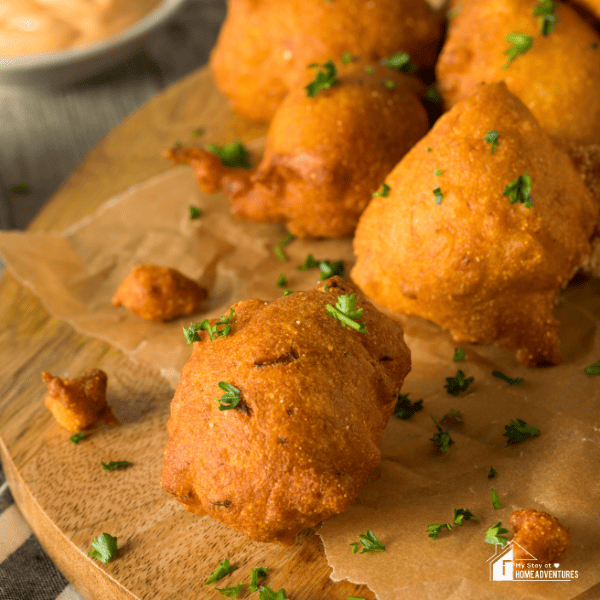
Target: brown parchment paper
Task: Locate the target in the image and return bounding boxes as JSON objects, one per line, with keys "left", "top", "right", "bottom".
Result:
{"left": 0, "top": 163, "right": 599, "bottom": 599}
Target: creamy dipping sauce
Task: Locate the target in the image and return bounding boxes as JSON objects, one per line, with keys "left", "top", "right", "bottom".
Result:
{"left": 0, "top": 0, "right": 163, "bottom": 56}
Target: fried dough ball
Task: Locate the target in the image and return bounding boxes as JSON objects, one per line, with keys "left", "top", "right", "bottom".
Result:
{"left": 509, "top": 509, "right": 572, "bottom": 563}
{"left": 351, "top": 82, "right": 599, "bottom": 366}
{"left": 161, "top": 276, "right": 411, "bottom": 544}
{"left": 210, "top": 0, "right": 442, "bottom": 122}
{"left": 42, "top": 369, "right": 118, "bottom": 433}
{"left": 436, "top": 0, "right": 600, "bottom": 145}
{"left": 166, "top": 65, "right": 429, "bottom": 239}
{"left": 112, "top": 264, "right": 207, "bottom": 322}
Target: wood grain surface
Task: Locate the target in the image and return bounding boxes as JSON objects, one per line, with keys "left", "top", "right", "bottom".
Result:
{"left": 0, "top": 67, "right": 376, "bottom": 600}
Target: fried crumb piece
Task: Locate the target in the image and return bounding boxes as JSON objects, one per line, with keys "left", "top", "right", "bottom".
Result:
{"left": 42, "top": 369, "right": 118, "bottom": 433}
{"left": 509, "top": 509, "right": 572, "bottom": 563}
{"left": 112, "top": 264, "right": 207, "bottom": 322}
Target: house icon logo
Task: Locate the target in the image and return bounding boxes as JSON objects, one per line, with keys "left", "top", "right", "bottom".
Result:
{"left": 487, "top": 541, "right": 536, "bottom": 581}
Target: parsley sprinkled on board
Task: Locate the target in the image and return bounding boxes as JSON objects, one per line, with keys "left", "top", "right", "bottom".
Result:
{"left": 216, "top": 584, "right": 244, "bottom": 598}
{"left": 6, "top": 182, "right": 31, "bottom": 194}
{"left": 249, "top": 567, "right": 268, "bottom": 592}
{"left": 443, "top": 408, "right": 463, "bottom": 424}
{"left": 503, "top": 172, "right": 533, "bottom": 208}
{"left": 297, "top": 253, "right": 320, "bottom": 271}
{"left": 433, "top": 187, "right": 443, "bottom": 205}
{"left": 208, "top": 142, "right": 251, "bottom": 169}
{"left": 453, "top": 508, "right": 481, "bottom": 525}
{"left": 503, "top": 33, "right": 533, "bottom": 69}
{"left": 205, "top": 559, "right": 238, "bottom": 584}
{"left": 340, "top": 52, "right": 358, "bottom": 64}
{"left": 382, "top": 51, "right": 416, "bottom": 72}
{"left": 353, "top": 530, "right": 385, "bottom": 553}
{"left": 101, "top": 460, "right": 131, "bottom": 471}
{"left": 485, "top": 522, "right": 510, "bottom": 546}
{"left": 273, "top": 233, "right": 294, "bottom": 262}
{"left": 189, "top": 205, "right": 202, "bottom": 219}
{"left": 283, "top": 289, "right": 293, "bottom": 296}
{"left": 393, "top": 393, "right": 423, "bottom": 420}
{"left": 373, "top": 182, "right": 390, "bottom": 197}
{"left": 503, "top": 419, "right": 540, "bottom": 445}
{"left": 88, "top": 533, "right": 118, "bottom": 563}
{"left": 492, "top": 370, "right": 524, "bottom": 385}
{"left": 364, "top": 65, "right": 375, "bottom": 74}
{"left": 70, "top": 432, "right": 85, "bottom": 444}
{"left": 434, "top": 169, "right": 443, "bottom": 176}
{"left": 491, "top": 487, "right": 501, "bottom": 509}
{"left": 430, "top": 416, "right": 454, "bottom": 452}
{"left": 215, "top": 382, "right": 243, "bottom": 411}
{"left": 453, "top": 347, "right": 466, "bottom": 362}
{"left": 427, "top": 523, "right": 452, "bottom": 540}
{"left": 444, "top": 370, "right": 474, "bottom": 395}
{"left": 326, "top": 294, "right": 368, "bottom": 333}
{"left": 533, "top": 0, "right": 557, "bottom": 35}
{"left": 484, "top": 130, "right": 499, "bottom": 154}
{"left": 183, "top": 309, "right": 234, "bottom": 344}
{"left": 319, "top": 260, "right": 344, "bottom": 279}
{"left": 584, "top": 360, "right": 600, "bottom": 375}
{"left": 488, "top": 466, "right": 498, "bottom": 479}
{"left": 382, "top": 80, "right": 396, "bottom": 89}
{"left": 276, "top": 274, "right": 288, "bottom": 288}
{"left": 349, "top": 542, "right": 359, "bottom": 553}
{"left": 258, "top": 587, "right": 287, "bottom": 600}
{"left": 305, "top": 60, "right": 338, "bottom": 97}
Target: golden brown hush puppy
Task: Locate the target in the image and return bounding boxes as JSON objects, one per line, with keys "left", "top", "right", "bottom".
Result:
{"left": 210, "top": 0, "right": 442, "bottom": 122}
{"left": 351, "top": 82, "right": 598, "bottom": 366}
{"left": 436, "top": 0, "right": 600, "bottom": 145}
{"left": 166, "top": 64, "right": 429, "bottom": 239}
{"left": 161, "top": 277, "right": 411, "bottom": 544}
{"left": 42, "top": 370, "right": 118, "bottom": 433}
{"left": 112, "top": 264, "right": 207, "bottom": 322}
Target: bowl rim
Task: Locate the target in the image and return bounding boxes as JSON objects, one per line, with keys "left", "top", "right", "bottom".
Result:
{"left": 0, "top": 0, "right": 189, "bottom": 72}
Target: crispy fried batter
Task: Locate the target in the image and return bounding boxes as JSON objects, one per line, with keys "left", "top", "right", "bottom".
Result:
{"left": 165, "top": 65, "right": 429, "bottom": 239}
{"left": 509, "top": 509, "right": 572, "bottom": 563}
{"left": 437, "top": 0, "right": 600, "bottom": 145}
{"left": 161, "top": 277, "right": 411, "bottom": 544}
{"left": 42, "top": 369, "right": 118, "bottom": 433}
{"left": 351, "top": 82, "right": 599, "bottom": 366}
{"left": 112, "top": 264, "right": 207, "bottom": 322}
{"left": 210, "top": 0, "right": 442, "bottom": 122}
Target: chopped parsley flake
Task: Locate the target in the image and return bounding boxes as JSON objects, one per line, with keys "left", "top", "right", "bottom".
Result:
{"left": 373, "top": 182, "right": 390, "bottom": 197}
{"left": 273, "top": 233, "right": 294, "bottom": 262}
{"left": 70, "top": 432, "right": 85, "bottom": 444}
{"left": 341, "top": 52, "right": 358, "bottom": 65}
{"left": 484, "top": 130, "right": 499, "bottom": 154}
{"left": 355, "top": 530, "right": 385, "bottom": 553}
{"left": 215, "top": 382, "right": 242, "bottom": 411}
{"left": 88, "top": 533, "right": 118, "bottom": 563}
{"left": 425, "top": 83, "right": 442, "bottom": 105}
{"left": 453, "top": 347, "right": 466, "bottom": 362}
{"left": 427, "top": 523, "right": 452, "bottom": 540}
{"left": 453, "top": 508, "right": 481, "bottom": 525}
{"left": 183, "top": 309, "right": 234, "bottom": 344}
{"left": 326, "top": 294, "right": 368, "bottom": 333}
{"left": 249, "top": 567, "right": 268, "bottom": 592}
{"left": 433, "top": 187, "right": 443, "bottom": 205}
{"left": 258, "top": 587, "right": 287, "bottom": 600}
{"left": 206, "top": 559, "right": 238, "bottom": 585}
{"left": 305, "top": 60, "right": 338, "bottom": 97}
{"left": 393, "top": 393, "right": 423, "bottom": 420}
{"left": 297, "top": 253, "right": 320, "bottom": 271}
{"left": 427, "top": 147, "right": 432, "bottom": 152}
{"left": 584, "top": 360, "right": 600, "bottom": 375}
{"left": 364, "top": 65, "right": 375, "bottom": 73}
{"left": 503, "top": 172, "right": 533, "bottom": 208}
{"left": 276, "top": 274, "right": 288, "bottom": 288}
{"left": 319, "top": 260, "right": 344, "bottom": 279}
{"left": 216, "top": 584, "right": 244, "bottom": 598}
{"left": 533, "top": 0, "right": 557, "bottom": 35}
{"left": 6, "top": 182, "right": 31, "bottom": 194}
{"left": 381, "top": 51, "right": 416, "bottom": 72}
{"left": 492, "top": 370, "right": 524, "bottom": 386}
{"left": 283, "top": 289, "right": 293, "bottom": 296}
{"left": 382, "top": 80, "right": 396, "bottom": 89}
{"left": 444, "top": 370, "right": 474, "bottom": 395}
{"left": 503, "top": 33, "right": 533, "bottom": 69}
{"left": 488, "top": 466, "right": 497, "bottom": 479}
{"left": 434, "top": 169, "right": 443, "bottom": 176}
{"left": 443, "top": 408, "right": 463, "bottom": 424}
{"left": 192, "top": 127, "right": 205, "bottom": 136}
{"left": 503, "top": 418, "right": 540, "bottom": 446}
{"left": 208, "top": 142, "right": 251, "bottom": 169}
{"left": 485, "top": 522, "right": 510, "bottom": 546}
{"left": 491, "top": 487, "right": 501, "bottom": 509}
{"left": 349, "top": 542, "right": 359, "bottom": 554}
{"left": 430, "top": 416, "right": 454, "bottom": 452}
{"left": 189, "top": 205, "right": 202, "bottom": 219}
{"left": 101, "top": 460, "right": 131, "bottom": 471}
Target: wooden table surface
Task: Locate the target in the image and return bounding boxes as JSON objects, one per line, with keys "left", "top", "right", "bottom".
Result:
{"left": 0, "top": 2, "right": 376, "bottom": 598}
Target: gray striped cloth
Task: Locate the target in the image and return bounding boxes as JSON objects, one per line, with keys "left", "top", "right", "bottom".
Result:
{"left": 0, "top": 464, "right": 83, "bottom": 600}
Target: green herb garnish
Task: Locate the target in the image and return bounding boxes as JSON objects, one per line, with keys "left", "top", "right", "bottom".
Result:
{"left": 349, "top": 542, "right": 359, "bottom": 553}
{"left": 382, "top": 51, "right": 416, "bottom": 72}
{"left": 484, "top": 130, "right": 499, "bottom": 154}
{"left": 6, "top": 182, "right": 31, "bottom": 194}
{"left": 183, "top": 309, "right": 234, "bottom": 344}
{"left": 503, "top": 172, "right": 533, "bottom": 208}
{"left": 443, "top": 408, "right": 463, "bottom": 424}
{"left": 215, "top": 382, "right": 242, "bottom": 411}
{"left": 382, "top": 80, "right": 396, "bottom": 89}
{"left": 491, "top": 487, "right": 501, "bottom": 509}
{"left": 283, "top": 289, "right": 293, "bottom": 296}
{"left": 88, "top": 533, "right": 118, "bottom": 563}
{"left": 297, "top": 253, "right": 320, "bottom": 271}
{"left": 393, "top": 393, "right": 423, "bottom": 420}
{"left": 584, "top": 360, "right": 600, "bottom": 375}
{"left": 276, "top": 274, "right": 288, "bottom": 288}
{"left": 503, "top": 33, "right": 533, "bottom": 69}
{"left": 305, "top": 60, "right": 338, "bottom": 97}
{"left": 216, "top": 584, "right": 244, "bottom": 598}
{"left": 249, "top": 567, "right": 268, "bottom": 592}
{"left": 425, "top": 83, "right": 442, "bottom": 105}
{"left": 189, "top": 205, "right": 202, "bottom": 219}
{"left": 444, "top": 370, "right": 474, "bottom": 395}
{"left": 205, "top": 559, "right": 238, "bottom": 584}
{"left": 341, "top": 52, "right": 358, "bottom": 65}
{"left": 503, "top": 418, "right": 540, "bottom": 446}
{"left": 533, "top": 0, "right": 557, "bottom": 35}
{"left": 488, "top": 466, "right": 497, "bottom": 479}
{"left": 492, "top": 370, "right": 524, "bottom": 386}
{"left": 208, "top": 142, "right": 251, "bottom": 169}
{"left": 273, "top": 233, "right": 294, "bottom": 262}
{"left": 433, "top": 187, "right": 443, "bottom": 205}
{"left": 70, "top": 432, "right": 85, "bottom": 444}
{"left": 364, "top": 65, "right": 375, "bottom": 74}
{"left": 434, "top": 169, "right": 443, "bottom": 176}
{"left": 319, "top": 260, "right": 344, "bottom": 279}
{"left": 453, "top": 347, "right": 466, "bottom": 362}
{"left": 373, "top": 182, "right": 390, "bottom": 197}
{"left": 453, "top": 508, "right": 481, "bottom": 526}
{"left": 326, "top": 294, "right": 368, "bottom": 333}
{"left": 427, "top": 523, "right": 452, "bottom": 540}
{"left": 426, "top": 147, "right": 432, "bottom": 152}
{"left": 192, "top": 127, "right": 205, "bottom": 137}
{"left": 430, "top": 416, "right": 454, "bottom": 452}
{"left": 356, "top": 530, "right": 385, "bottom": 553}
{"left": 101, "top": 460, "right": 131, "bottom": 471}
{"left": 258, "top": 587, "right": 287, "bottom": 600}
{"left": 485, "top": 522, "right": 510, "bottom": 546}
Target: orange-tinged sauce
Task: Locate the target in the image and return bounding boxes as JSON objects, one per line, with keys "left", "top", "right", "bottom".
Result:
{"left": 0, "top": 0, "right": 163, "bottom": 56}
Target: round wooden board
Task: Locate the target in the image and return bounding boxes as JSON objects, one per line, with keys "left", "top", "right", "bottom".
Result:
{"left": 0, "top": 67, "right": 376, "bottom": 600}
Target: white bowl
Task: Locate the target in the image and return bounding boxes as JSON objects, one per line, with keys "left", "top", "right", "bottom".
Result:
{"left": 0, "top": 0, "right": 188, "bottom": 87}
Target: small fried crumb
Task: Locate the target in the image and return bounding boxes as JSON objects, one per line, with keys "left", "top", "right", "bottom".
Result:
{"left": 41, "top": 370, "right": 118, "bottom": 433}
